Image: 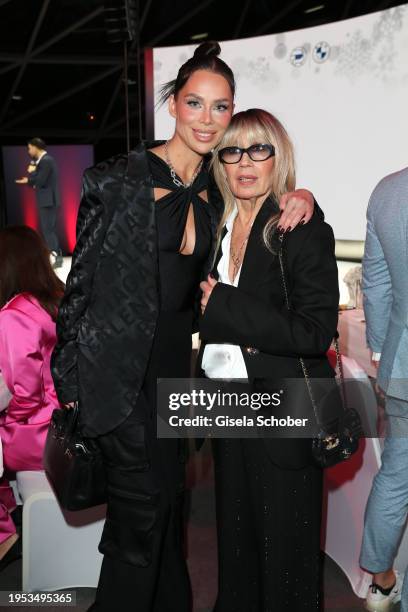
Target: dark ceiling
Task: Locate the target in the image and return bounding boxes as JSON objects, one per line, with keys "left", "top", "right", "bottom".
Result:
{"left": 0, "top": 0, "right": 403, "bottom": 160}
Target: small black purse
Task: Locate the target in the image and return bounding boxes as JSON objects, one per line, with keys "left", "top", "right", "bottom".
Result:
{"left": 278, "top": 233, "right": 363, "bottom": 468}
{"left": 43, "top": 403, "right": 106, "bottom": 511}
{"left": 302, "top": 338, "right": 363, "bottom": 468}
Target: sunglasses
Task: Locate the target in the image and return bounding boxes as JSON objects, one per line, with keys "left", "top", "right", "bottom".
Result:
{"left": 218, "top": 143, "right": 275, "bottom": 164}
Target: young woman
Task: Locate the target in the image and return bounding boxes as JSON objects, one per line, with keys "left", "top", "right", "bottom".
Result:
{"left": 0, "top": 226, "right": 63, "bottom": 565}
{"left": 199, "top": 109, "right": 339, "bottom": 611}
{"left": 52, "top": 43, "right": 317, "bottom": 612}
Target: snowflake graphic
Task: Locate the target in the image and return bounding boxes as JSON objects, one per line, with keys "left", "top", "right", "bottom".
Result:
{"left": 336, "top": 6, "right": 407, "bottom": 83}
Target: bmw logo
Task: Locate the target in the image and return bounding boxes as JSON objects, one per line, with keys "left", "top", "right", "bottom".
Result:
{"left": 313, "top": 42, "right": 330, "bottom": 63}
{"left": 290, "top": 47, "right": 307, "bottom": 67}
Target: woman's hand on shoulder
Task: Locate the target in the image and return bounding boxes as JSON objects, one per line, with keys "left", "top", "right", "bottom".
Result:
{"left": 200, "top": 275, "right": 218, "bottom": 315}
{"left": 278, "top": 188, "right": 314, "bottom": 231}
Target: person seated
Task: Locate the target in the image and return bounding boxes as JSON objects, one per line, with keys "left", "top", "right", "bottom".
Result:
{"left": 0, "top": 226, "right": 64, "bottom": 565}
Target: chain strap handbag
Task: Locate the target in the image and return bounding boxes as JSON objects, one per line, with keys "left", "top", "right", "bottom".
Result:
{"left": 278, "top": 233, "right": 363, "bottom": 468}
{"left": 43, "top": 403, "right": 106, "bottom": 510}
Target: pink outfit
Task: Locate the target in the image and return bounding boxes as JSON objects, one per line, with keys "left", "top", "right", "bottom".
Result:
{"left": 0, "top": 293, "right": 59, "bottom": 544}
{"left": 0, "top": 293, "right": 59, "bottom": 472}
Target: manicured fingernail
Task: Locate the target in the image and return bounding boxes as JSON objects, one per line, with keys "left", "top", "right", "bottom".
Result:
{"left": 277, "top": 225, "right": 283, "bottom": 232}
{"left": 300, "top": 220, "right": 305, "bottom": 225}
{"left": 285, "top": 226, "right": 292, "bottom": 233}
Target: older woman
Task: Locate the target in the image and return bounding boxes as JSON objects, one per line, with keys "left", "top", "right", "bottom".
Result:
{"left": 199, "top": 109, "right": 339, "bottom": 611}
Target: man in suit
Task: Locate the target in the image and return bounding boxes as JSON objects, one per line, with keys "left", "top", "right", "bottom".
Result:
{"left": 15, "top": 137, "right": 62, "bottom": 268}
{"left": 360, "top": 167, "right": 408, "bottom": 612}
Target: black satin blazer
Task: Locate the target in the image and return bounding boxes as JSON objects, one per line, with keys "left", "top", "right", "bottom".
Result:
{"left": 51, "top": 142, "right": 222, "bottom": 437}
{"left": 197, "top": 198, "right": 340, "bottom": 468}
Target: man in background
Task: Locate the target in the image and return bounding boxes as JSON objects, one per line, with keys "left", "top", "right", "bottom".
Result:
{"left": 15, "top": 137, "right": 63, "bottom": 268}
{"left": 360, "top": 166, "right": 408, "bottom": 611}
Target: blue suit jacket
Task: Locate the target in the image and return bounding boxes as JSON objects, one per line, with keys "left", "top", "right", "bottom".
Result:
{"left": 362, "top": 167, "right": 408, "bottom": 400}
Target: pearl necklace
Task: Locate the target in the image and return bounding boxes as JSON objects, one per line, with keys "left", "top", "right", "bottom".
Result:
{"left": 164, "top": 140, "right": 203, "bottom": 188}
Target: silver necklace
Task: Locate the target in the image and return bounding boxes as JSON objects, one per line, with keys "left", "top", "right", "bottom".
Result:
{"left": 164, "top": 140, "right": 203, "bottom": 188}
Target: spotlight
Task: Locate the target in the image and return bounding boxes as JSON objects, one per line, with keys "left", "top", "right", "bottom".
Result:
{"left": 304, "top": 5, "right": 325, "bottom": 14}
{"left": 190, "top": 33, "right": 209, "bottom": 41}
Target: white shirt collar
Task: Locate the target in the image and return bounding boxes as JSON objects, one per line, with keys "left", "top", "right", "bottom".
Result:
{"left": 36, "top": 150, "right": 47, "bottom": 163}
{"left": 225, "top": 204, "right": 238, "bottom": 232}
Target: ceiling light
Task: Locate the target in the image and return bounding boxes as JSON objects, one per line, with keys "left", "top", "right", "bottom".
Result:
{"left": 190, "top": 33, "right": 208, "bottom": 41}
{"left": 304, "top": 5, "right": 325, "bottom": 14}
{"left": 12, "top": 95, "right": 23, "bottom": 101}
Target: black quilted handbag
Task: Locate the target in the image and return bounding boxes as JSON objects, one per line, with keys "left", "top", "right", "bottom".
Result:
{"left": 304, "top": 340, "right": 363, "bottom": 468}
{"left": 43, "top": 403, "right": 106, "bottom": 511}
{"left": 278, "top": 234, "right": 363, "bottom": 468}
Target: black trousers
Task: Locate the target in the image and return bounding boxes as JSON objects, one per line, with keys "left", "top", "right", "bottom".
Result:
{"left": 38, "top": 206, "right": 60, "bottom": 253}
{"left": 90, "top": 394, "right": 191, "bottom": 612}
{"left": 212, "top": 438, "right": 323, "bottom": 612}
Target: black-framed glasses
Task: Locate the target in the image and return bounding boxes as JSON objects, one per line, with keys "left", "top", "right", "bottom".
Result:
{"left": 218, "top": 143, "right": 275, "bottom": 164}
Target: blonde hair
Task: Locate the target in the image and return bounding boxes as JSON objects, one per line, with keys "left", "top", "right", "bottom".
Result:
{"left": 211, "top": 108, "right": 296, "bottom": 254}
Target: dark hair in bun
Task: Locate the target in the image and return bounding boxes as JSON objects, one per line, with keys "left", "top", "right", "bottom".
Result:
{"left": 193, "top": 40, "right": 221, "bottom": 58}
{"left": 158, "top": 41, "right": 235, "bottom": 106}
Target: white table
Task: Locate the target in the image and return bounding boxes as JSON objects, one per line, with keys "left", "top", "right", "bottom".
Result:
{"left": 338, "top": 308, "right": 377, "bottom": 378}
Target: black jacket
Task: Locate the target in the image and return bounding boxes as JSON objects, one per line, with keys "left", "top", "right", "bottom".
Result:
{"left": 197, "top": 197, "right": 339, "bottom": 468}
{"left": 28, "top": 153, "right": 60, "bottom": 208}
{"left": 51, "top": 142, "right": 222, "bottom": 437}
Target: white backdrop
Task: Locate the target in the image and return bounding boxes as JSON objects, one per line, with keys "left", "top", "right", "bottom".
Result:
{"left": 152, "top": 4, "right": 408, "bottom": 241}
